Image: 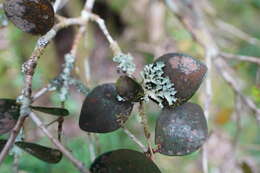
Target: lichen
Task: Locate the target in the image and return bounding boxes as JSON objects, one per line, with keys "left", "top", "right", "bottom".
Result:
{"left": 116, "top": 95, "right": 126, "bottom": 102}
{"left": 113, "top": 53, "right": 136, "bottom": 75}
{"left": 141, "top": 61, "right": 177, "bottom": 107}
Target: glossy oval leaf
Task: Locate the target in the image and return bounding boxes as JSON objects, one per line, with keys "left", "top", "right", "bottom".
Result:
{"left": 0, "top": 99, "right": 20, "bottom": 135}
{"left": 30, "top": 106, "right": 69, "bottom": 116}
{"left": 4, "top": 0, "right": 54, "bottom": 35}
{"left": 155, "top": 53, "right": 207, "bottom": 106}
{"left": 15, "top": 141, "right": 62, "bottom": 163}
{"left": 90, "top": 149, "right": 161, "bottom": 173}
{"left": 155, "top": 102, "right": 208, "bottom": 156}
{"left": 79, "top": 83, "right": 133, "bottom": 133}
{"left": 116, "top": 75, "right": 144, "bottom": 102}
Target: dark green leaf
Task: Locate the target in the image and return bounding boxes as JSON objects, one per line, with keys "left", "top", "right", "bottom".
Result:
{"left": 30, "top": 106, "right": 69, "bottom": 116}
{"left": 0, "top": 99, "right": 20, "bottom": 135}
{"left": 79, "top": 83, "right": 133, "bottom": 133}
{"left": 90, "top": 149, "right": 161, "bottom": 173}
{"left": 15, "top": 141, "right": 62, "bottom": 164}
{"left": 155, "top": 102, "right": 208, "bottom": 156}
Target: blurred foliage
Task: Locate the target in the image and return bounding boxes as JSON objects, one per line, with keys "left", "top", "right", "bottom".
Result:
{"left": 0, "top": 0, "right": 259, "bottom": 173}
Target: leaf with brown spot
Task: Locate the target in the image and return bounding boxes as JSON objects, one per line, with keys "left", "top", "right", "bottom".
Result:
{"left": 154, "top": 53, "right": 207, "bottom": 106}
{"left": 4, "top": 0, "right": 54, "bottom": 35}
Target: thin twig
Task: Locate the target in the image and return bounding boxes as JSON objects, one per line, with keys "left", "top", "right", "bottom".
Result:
{"left": 29, "top": 112, "right": 90, "bottom": 173}
{"left": 233, "top": 95, "right": 242, "bottom": 151}
{"left": 122, "top": 127, "right": 147, "bottom": 152}
{"left": 89, "top": 13, "right": 122, "bottom": 55}
{"left": 0, "top": 116, "right": 27, "bottom": 164}
{"left": 219, "top": 52, "right": 260, "bottom": 65}
{"left": 0, "top": 0, "right": 96, "bottom": 168}
{"left": 215, "top": 19, "right": 260, "bottom": 46}
{"left": 214, "top": 57, "right": 260, "bottom": 121}
{"left": 12, "top": 153, "right": 19, "bottom": 173}
{"left": 86, "top": 133, "right": 96, "bottom": 162}
{"left": 138, "top": 102, "right": 154, "bottom": 158}
{"left": 32, "top": 84, "right": 55, "bottom": 101}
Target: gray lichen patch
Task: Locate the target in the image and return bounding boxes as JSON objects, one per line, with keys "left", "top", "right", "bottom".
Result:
{"left": 113, "top": 53, "right": 136, "bottom": 75}
{"left": 141, "top": 61, "right": 177, "bottom": 107}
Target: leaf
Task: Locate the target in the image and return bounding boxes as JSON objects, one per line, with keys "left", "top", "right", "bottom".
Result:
{"left": 154, "top": 53, "right": 207, "bottom": 105}
{"left": 155, "top": 102, "right": 208, "bottom": 156}
{"left": 4, "top": 0, "right": 54, "bottom": 35}
{"left": 90, "top": 149, "right": 161, "bottom": 173}
{"left": 15, "top": 141, "right": 62, "bottom": 164}
{"left": 30, "top": 106, "right": 69, "bottom": 116}
{"left": 79, "top": 83, "right": 133, "bottom": 133}
{"left": 0, "top": 99, "right": 20, "bottom": 135}
{"left": 116, "top": 75, "right": 144, "bottom": 102}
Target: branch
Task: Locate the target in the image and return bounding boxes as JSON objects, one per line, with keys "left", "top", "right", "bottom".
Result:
{"left": 219, "top": 52, "right": 260, "bottom": 65}
{"left": 0, "top": 28, "right": 58, "bottom": 164}
{"left": 0, "top": 116, "right": 27, "bottom": 164}
{"left": 0, "top": 0, "right": 96, "bottom": 167}
{"left": 122, "top": 127, "right": 147, "bottom": 152}
{"left": 215, "top": 19, "right": 260, "bottom": 46}
{"left": 89, "top": 13, "right": 122, "bottom": 55}
{"left": 214, "top": 57, "right": 260, "bottom": 122}
{"left": 29, "top": 112, "right": 90, "bottom": 173}
{"left": 86, "top": 133, "right": 96, "bottom": 162}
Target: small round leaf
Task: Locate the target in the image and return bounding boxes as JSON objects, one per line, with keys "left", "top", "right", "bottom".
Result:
{"left": 155, "top": 53, "right": 207, "bottom": 106}
{"left": 79, "top": 83, "right": 133, "bottom": 133}
{"left": 155, "top": 102, "right": 208, "bottom": 156}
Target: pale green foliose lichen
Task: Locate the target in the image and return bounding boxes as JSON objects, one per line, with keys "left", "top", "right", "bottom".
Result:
{"left": 113, "top": 53, "right": 136, "bottom": 75}
{"left": 141, "top": 61, "right": 177, "bottom": 108}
